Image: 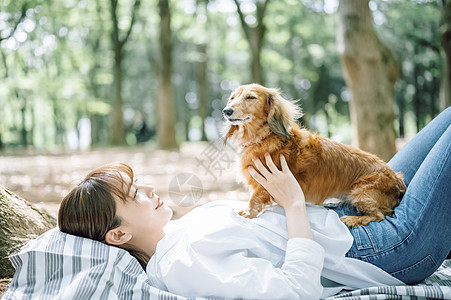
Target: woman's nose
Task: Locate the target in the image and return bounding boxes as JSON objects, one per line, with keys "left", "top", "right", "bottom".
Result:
{"left": 141, "top": 185, "right": 155, "bottom": 196}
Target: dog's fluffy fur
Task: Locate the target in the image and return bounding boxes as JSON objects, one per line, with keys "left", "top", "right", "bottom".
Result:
{"left": 223, "top": 83, "right": 406, "bottom": 227}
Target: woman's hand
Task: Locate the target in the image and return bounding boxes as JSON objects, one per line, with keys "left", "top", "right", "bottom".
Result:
{"left": 248, "top": 153, "right": 313, "bottom": 240}
{"left": 248, "top": 153, "right": 306, "bottom": 210}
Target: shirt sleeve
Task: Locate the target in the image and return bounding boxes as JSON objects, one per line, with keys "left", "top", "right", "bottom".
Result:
{"left": 160, "top": 237, "right": 325, "bottom": 300}
{"left": 281, "top": 238, "right": 325, "bottom": 299}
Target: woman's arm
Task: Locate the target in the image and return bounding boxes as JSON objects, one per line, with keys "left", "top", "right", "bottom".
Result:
{"left": 248, "top": 153, "right": 313, "bottom": 239}
{"left": 245, "top": 154, "right": 324, "bottom": 299}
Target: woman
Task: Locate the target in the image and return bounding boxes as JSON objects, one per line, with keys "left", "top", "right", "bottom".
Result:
{"left": 58, "top": 107, "right": 451, "bottom": 299}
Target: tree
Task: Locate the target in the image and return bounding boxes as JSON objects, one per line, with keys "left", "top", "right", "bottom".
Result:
{"left": 0, "top": 1, "right": 30, "bottom": 149}
{"left": 197, "top": 43, "right": 209, "bottom": 141}
{"left": 441, "top": 0, "right": 451, "bottom": 110}
{"left": 0, "top": 186, "right": 56, "bottom": 277}
{"left": 234, "top": 0, "right": 270, "bottom": 85}
{"left": 195, "top": 0, "right": 210, "bottom": 142}
{"left": 337, "top": 0, "right": 399, "bottom": 161}
{"left": 110, "top": 0, "right": 141, "bottom": 145}
{"left": 376, "top": 0, "right": 441, "bottom": 136}
{"left": 157, "top": 0, "right": 179, "bottom": 150}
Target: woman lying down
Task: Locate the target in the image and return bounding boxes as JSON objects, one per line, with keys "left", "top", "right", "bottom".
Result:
{"left": 57, "top": 158, "right": 401, "bottom": 300}
{"left": 53, "top": 144, "right": 445, "bottom": 299}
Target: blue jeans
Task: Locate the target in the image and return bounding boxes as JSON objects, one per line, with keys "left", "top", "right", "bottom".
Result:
{"left": 326, "top": 107, "right": 451, "bottom": 284}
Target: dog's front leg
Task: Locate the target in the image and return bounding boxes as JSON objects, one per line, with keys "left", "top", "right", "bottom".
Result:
{"left": 238, "top": 185, "right": 272, "bottom": 218}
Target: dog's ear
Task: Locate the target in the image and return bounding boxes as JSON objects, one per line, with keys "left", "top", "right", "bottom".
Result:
{"left": 223, "top": 124, "right": 239, "bottom": 144}
{"left": 267, "top": 88, "right": 303, "bottom": 139}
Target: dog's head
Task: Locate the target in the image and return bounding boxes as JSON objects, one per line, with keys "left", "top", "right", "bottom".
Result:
{"left": 223, "top": 83, "right": 303, "bottom": 142}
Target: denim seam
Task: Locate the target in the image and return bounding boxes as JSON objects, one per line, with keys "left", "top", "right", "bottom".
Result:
{"left": 352, "top": 227, "right": 376, "bottom": 251}
{"left": 357, "top": 140, "right": 451, "bottom": 260}
{"left": 362, "top": 226, "right": 379, "bottom": 251}
{"left": 389, "top": 254, "right": 438, "bottom": 278}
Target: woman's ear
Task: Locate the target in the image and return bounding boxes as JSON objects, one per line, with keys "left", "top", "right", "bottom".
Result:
{"left": 105, "top": 227, "right": 132, "bottom": 246}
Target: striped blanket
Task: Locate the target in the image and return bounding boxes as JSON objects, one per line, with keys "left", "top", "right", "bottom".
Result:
{"left": 325, "top": 259, "right": 451, "bottom": 300}
{"left": 2, "top": 228, "right": 450, "bottom": 300}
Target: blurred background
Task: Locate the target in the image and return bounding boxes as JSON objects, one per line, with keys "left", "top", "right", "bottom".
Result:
{"left": 0, "top": 0, "right": 449, "bottom": 218}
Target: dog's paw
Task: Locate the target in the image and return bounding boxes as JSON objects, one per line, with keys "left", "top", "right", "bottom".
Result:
{"left": 238, "top": 210, "right": 251, "bottom": 218}
{"left": 238, "top": 209, "right": 258, "bottom": 219}
{"left": 340, "top": 216, "right": 371, "bottom": 228}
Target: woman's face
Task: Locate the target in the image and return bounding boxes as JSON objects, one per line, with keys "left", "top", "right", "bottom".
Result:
{"left": 114, "top": 174, "right": 173, "bottom": 241}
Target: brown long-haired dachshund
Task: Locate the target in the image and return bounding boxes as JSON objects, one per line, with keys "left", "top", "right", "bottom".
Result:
{"left": 223, "top": 83, "right": 406, "bottom": 227}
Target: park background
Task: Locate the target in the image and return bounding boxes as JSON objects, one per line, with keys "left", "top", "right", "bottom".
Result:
{"left": 0, "top": 0, "right": 450, "bottom": 220}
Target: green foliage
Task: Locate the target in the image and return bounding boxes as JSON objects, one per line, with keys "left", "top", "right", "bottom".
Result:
{"left": 372, "top": 0, "right": 441, "bottom": 137}
{"left": 0, "top": 0, "right": 443, "bottom": 149}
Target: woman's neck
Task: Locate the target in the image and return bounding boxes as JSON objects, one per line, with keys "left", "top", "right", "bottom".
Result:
{"left": 131, "top": 229, "right": 166, "bottom": 259}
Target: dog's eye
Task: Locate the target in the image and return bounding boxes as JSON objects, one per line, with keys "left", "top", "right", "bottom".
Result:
{"left": 230, "top": 97, "right": 235, "bottom": 100}
{"left": 246, "top": 96, "right": 256, "bottom": 100}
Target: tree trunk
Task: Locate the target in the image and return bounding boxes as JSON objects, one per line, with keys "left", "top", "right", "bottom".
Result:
{"left": 234, "top": 0, "right": 269, "bottom": 85}
{"left": 413, "top": 45, "right": 424, "bottom": 132}
{"left": 395, "top": 86, "right": 406, "bottom": 138}
{"left": 197, "top": 43, "right": 208, "bottom": 141}
{"left": 88, "top": 0, "right": 105, "bottom": 146}
{"left": 51, "top": 96, "right": 65, "bottom": 145}
{"left": 29, "top": 101, "right": 35, "bottom": 146}
{"left": 20, "top": 96, "right": 27, "bottom": 147}
{"left": 440, "top": 0, "right": 451, "bottom": 110}
{"left": 0, "top": 52, "right": 6, "bottom": 150}
{"left": 14, "top": 89, "right": 28, "bottom": 147}
{"left": 111, "top": 47, "right": 125, "bottom": 145}
{"left": 157, "top": 0, "right": 178, "bottom": 150}
{"left": 110, "top": 0, "right": 125, "bottom": 145}
{"left": 0, "top": 186, "right": 56, "bottom": 278}
{"left": 249, "top": 31, "right": 264, "bottom": 84}
{"left": 109, "top": 0, "right": 140, "bottom": 145}
{"left": 337, "top": 0, "right": 399, "bottom": 161}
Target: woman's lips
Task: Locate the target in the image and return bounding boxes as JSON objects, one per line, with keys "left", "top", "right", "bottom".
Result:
{"left": 155, "top": 197, "right": 163, "bottom": 209}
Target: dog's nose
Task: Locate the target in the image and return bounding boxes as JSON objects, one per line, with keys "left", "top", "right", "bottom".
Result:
{"left": 223, "top": 108, "right": 234, "bottom": 117}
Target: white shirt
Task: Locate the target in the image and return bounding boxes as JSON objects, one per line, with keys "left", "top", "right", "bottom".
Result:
{"left": 146, "top": 201, "right": 403, "bottom": 299}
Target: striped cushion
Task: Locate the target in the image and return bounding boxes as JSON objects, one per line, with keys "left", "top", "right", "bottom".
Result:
{"left": 2, "top": 228, "right": 212, "bottom": 300}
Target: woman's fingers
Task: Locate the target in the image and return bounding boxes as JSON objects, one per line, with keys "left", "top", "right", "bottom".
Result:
{"left": 264, "top": 153, "right": 280, "bottom": 174}
{"left": 252, "top": 157, "right": 271, "bottom": 178}
{"left": 252, "top": 154, "right": 281, "bottom": 177}
{"left": 248, "top": 166, "right": 266, "bottom": 185}
{"left": 280, "top": 155, "right": 289, "bottom": 173}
